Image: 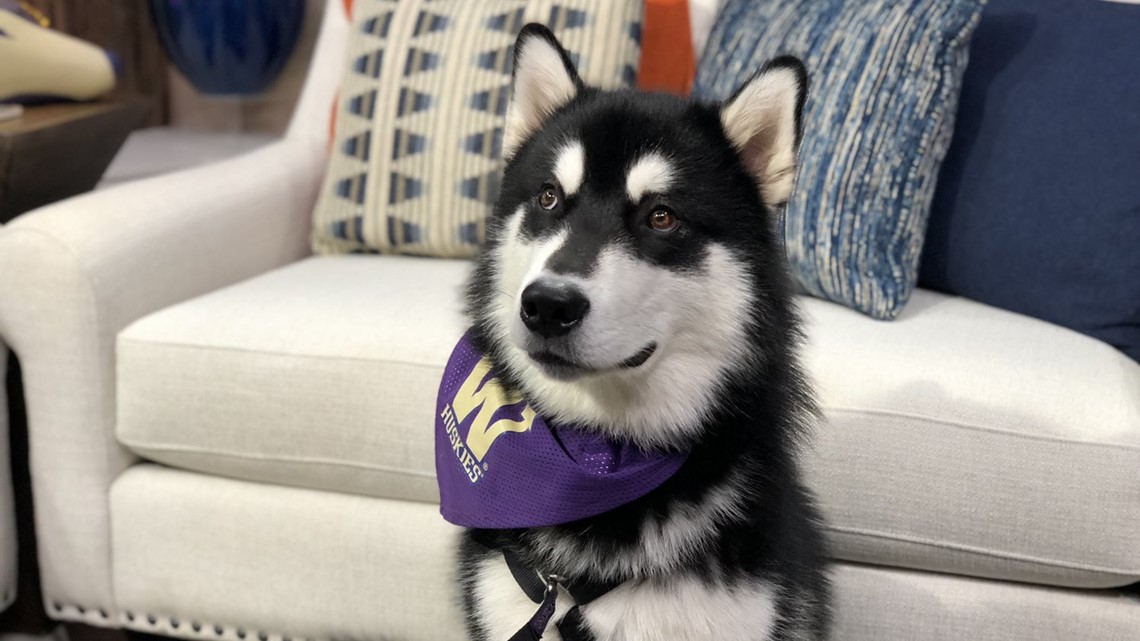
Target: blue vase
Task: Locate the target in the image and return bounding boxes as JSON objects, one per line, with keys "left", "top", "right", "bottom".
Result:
{"left": 150, "top": 0, "right": 305, "bottom": 96}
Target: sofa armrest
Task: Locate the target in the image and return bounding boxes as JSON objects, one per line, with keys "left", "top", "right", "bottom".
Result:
{"left": 0, "top": 139, "right": 324, "bottom": 622}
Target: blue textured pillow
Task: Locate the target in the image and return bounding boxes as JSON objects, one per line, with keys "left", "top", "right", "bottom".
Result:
{"left": 695, "top": 0, "right": 985, "bottom": 319}
{"left": 920, "top": 0, "right": 1140, "bottom": 362}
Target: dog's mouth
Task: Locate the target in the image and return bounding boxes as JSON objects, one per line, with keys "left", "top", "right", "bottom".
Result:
{"left": 619, "top": 343, "right": 657, "bottom": 368}
{"left": 528, "top": 343, "right": 657, "bottom": 379}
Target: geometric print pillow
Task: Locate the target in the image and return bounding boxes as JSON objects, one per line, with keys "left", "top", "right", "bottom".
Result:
{"left": 695, "top": 0, "right": 985, "bottom": 319}
{"left": 311, "top": 0, "right": 643, "bottom": 257}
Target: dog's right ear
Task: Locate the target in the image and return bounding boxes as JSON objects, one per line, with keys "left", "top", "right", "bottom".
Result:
{"left": 503, "top": 24, "right": 583, "bottom": 160}
{"left": 720, "top": 56, "right": 808, "bottom": 210}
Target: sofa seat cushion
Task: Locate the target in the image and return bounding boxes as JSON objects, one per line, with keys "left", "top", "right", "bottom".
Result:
{"left": 116, "top": 255, "right": 1140, "bottom": 588}
{"left": 118, "top": 255, "right": 470, "bottom": 504}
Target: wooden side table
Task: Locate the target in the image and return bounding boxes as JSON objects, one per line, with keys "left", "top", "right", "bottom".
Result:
{"left": 0, "top": 99, "right": 149, "bottom": 222}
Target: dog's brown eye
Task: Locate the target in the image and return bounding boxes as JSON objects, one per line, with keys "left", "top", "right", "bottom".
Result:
{"left": 538, "top": 185, "right": 559, "bottom": 210}
{"left": 649, "top": 209, "right": 679, "bottom": 232}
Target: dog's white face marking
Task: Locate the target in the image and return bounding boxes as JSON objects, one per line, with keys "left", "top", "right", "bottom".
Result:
{"left": 489, "top": 207, "right": 758, "bottom": 447}
{"left": 625, "top": 152, "right": 675, "bottom": 202}
{"left": 581, "top": 576, "right": 779, "bottom": 641}
{"left": 505, "top": 226, "right": 570, "bottom": 351}
{"left": 554, "top": 140, "right": 586, "bottom": 196}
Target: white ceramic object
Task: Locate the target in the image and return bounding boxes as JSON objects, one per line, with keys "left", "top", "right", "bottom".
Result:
{"left": 0, "top": 9, "right": 116, "bottom": 102}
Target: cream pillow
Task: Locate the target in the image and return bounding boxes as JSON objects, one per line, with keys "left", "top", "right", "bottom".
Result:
{"left": 312, "top": 0, "right": 643, "bottom": 257}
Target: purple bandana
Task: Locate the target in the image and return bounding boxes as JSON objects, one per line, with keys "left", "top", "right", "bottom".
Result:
{"left": 435, "top": 331, "right": 688, "bottom": 529}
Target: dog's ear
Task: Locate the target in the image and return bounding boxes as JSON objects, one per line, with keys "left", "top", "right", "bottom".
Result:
{"left": 503, "top": 24, "right": 583, "bottom": 160}
{"left": 720, "top": 56, "right": 808, "bottom": 209}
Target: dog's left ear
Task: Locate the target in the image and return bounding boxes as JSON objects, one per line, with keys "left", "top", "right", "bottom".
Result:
{"left": 720, "top": 56, "right": 808, "bottom": 209}
{"left": 503, "top": 24, "right": 583, "bottom": 160}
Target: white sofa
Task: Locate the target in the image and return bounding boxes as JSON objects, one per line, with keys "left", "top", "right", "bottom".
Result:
{"left": 0, "top": 3, "right": 1138, "bottom": 640}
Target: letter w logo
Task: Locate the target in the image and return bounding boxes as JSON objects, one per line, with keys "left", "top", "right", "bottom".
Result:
{"left": 452, "top": 357, "right": 536, "bottom": 461}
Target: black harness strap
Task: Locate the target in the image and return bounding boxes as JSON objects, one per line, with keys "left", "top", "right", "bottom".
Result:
{"left": 497, "top": 547, "right": 622, "bottom": 641}
{"left": 507, "top": 585, "right": 557, "bottom": 641}
{"left": 505, "top": 551, "right": 548, "bottom": 603}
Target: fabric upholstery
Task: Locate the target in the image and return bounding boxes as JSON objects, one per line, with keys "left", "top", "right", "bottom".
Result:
{"left": 287, "top": 0, "right": 354, "bottom": 145}
{"left": 919, "top": 0, "right": 1140, "bottom": 362}
{"left": 116, "top": 255, "right": 1140, "bottom": 589}
{"left": 0, "top": 340, "right": 16, "bottom": 612}
{"left": 110, "top": 465, "right": 1140, "bottom": 641}
{"left": 118, "top": 256, "right": 469, "bottom": 504}
{"left": 99, "top": 129, "right": 275, "bottom": 189}
{"left": 694, "top": 0, "right": 985, "bottom": 320}
{"left": 0, "top": 142, "right": 325, "bottom": 622}
{"left": 687, "top": 0, "right": 721, "bottom": 56}
{"left": 799, "top": 294, "right": 1140, "bottom": 588}
{"left": 311, "top": 0, "right": 643, "bottom": 257}
{"left": 110, "top": 466, "right": 466, "bottom": 641}
{"left": 0, "top": 0, "right": 348, "bottom": 620}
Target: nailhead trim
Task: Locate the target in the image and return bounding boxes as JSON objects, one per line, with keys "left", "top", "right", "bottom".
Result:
{"left": 49, "top": 601, "right": 325, "bottom": 641}
{"left": 46, "top": 602, "right": 113, "bottom": 621}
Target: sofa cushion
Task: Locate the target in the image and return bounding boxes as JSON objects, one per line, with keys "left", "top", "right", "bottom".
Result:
{"left": 116, "top": 255, "right": 1140, "bottom": 588}
{"left": 110, "top": 465, "right": 1140, "bottom": 641}
{"left": 118, "top": 255, "right": 468, "bottom": 504}
{"left": 799, "top": 292, "right": 1140, "bottom": 589}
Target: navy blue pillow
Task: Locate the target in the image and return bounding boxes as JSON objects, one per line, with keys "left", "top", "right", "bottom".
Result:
{"left": 920, "top": 0, "right": 1140, "bottom": 362}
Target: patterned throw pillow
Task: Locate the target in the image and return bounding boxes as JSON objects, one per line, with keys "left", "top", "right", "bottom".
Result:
{"left": 695, "top": 0, "right": 985, "bottom": 319}
{"left": 312, "top": 0, "right": 643, "bottom": 257}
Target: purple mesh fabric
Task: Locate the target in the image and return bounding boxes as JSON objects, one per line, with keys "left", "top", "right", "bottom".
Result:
{"left": 435, "top": 331, "right": 688, "bottom": 528}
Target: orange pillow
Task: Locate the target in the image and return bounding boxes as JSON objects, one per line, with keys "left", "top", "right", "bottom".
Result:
{"left": 638, "top": 0, "right": 695, "bottom": 95}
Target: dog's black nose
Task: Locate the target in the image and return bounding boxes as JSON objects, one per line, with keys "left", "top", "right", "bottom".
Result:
{"left": 520, "top": 279, "right": 590, "bottom": 337}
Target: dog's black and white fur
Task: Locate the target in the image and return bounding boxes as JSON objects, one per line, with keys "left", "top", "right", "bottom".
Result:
{"left": 459, "top": 25, "right": 830, "bottom": 641}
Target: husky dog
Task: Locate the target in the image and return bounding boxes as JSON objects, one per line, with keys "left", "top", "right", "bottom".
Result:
{"left": 459, "top": 24, "right": 830, "bottom": 641}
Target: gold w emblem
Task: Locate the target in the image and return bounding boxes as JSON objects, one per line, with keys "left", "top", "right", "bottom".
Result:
{"left": 452, "top": 357, "right": 537, "bottom": 460}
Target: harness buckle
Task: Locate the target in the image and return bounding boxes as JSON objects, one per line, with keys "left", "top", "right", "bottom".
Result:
{"left": 541, "top": 573, "right": 566, "bottom": 594}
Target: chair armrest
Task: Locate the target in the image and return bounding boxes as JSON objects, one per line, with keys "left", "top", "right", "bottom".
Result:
{"left": 0, "top": 139, "right": 324, "bottom": 621}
